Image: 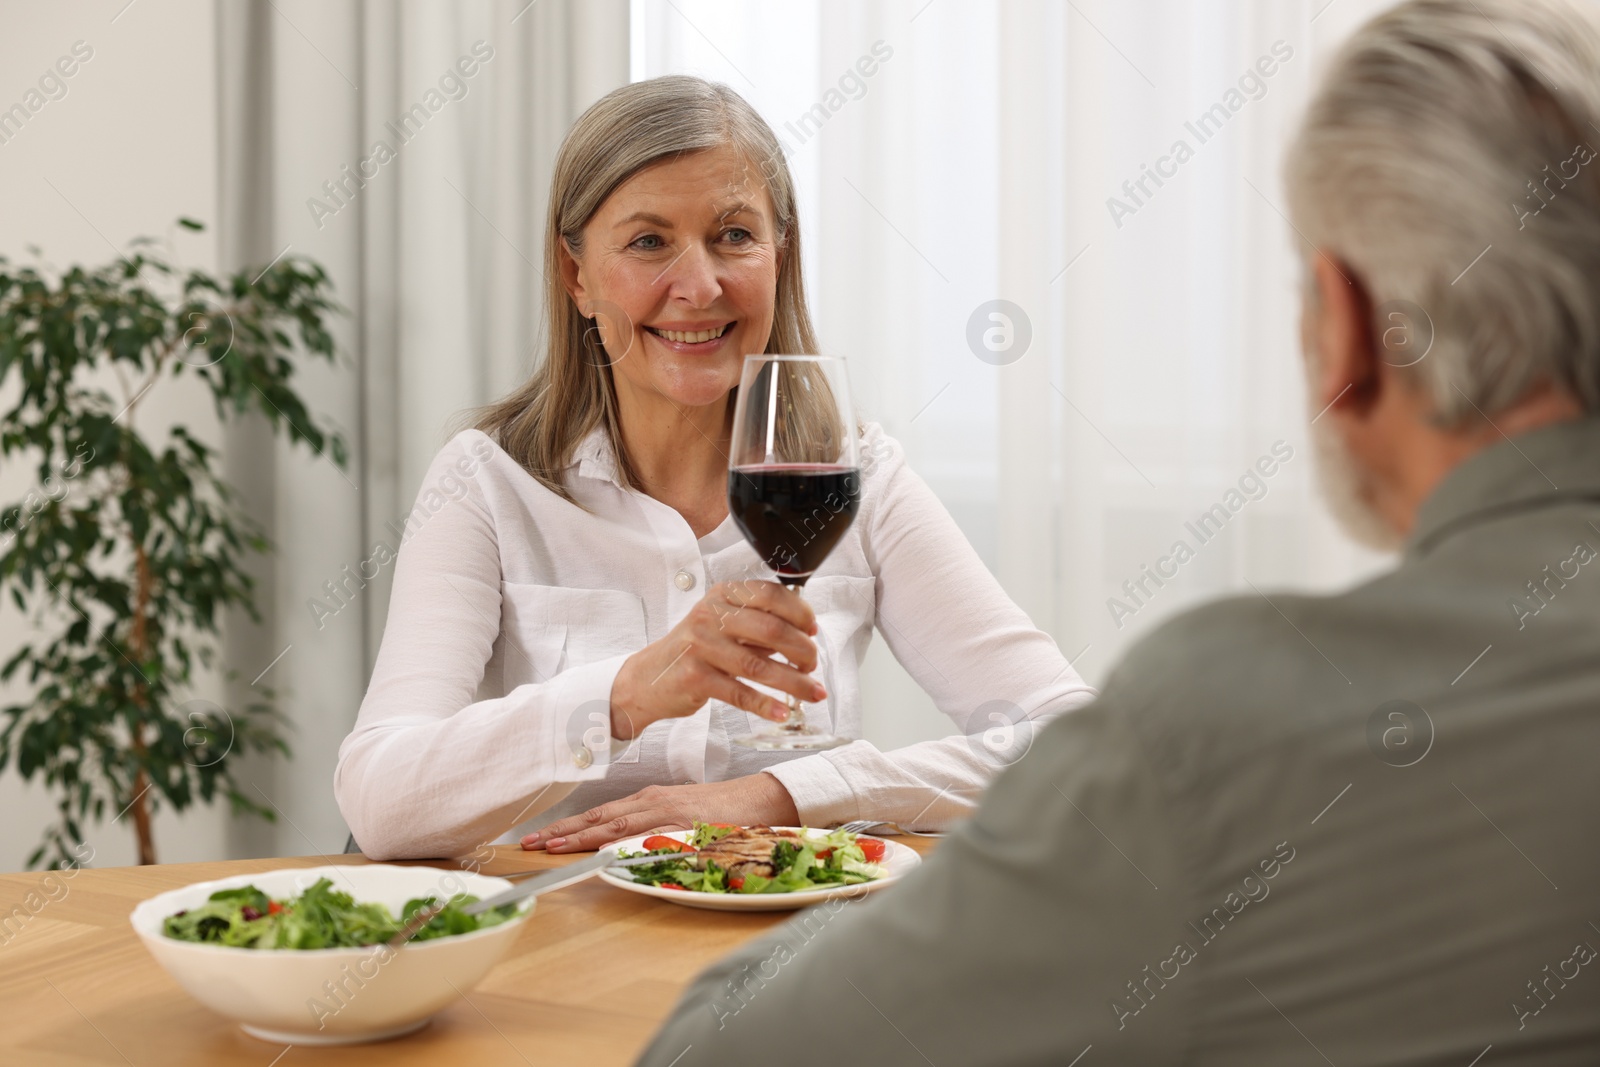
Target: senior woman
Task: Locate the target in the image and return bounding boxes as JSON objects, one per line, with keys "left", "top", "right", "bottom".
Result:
{"left": 334, "top": 75, "right": 1094, "bottom": 861}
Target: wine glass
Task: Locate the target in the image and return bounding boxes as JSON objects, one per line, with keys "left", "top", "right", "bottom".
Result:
{"left": 726, "top": 355, "right": 861, "bottom": 751}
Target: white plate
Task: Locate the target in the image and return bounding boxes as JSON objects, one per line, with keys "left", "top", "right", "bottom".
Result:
{"left": 597, "top": 828, "right": 920, "bottom": 911}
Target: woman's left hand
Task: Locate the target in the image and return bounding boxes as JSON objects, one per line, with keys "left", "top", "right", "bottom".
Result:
{"left": 522, "top": 772, "right": 801, "bottom": 853}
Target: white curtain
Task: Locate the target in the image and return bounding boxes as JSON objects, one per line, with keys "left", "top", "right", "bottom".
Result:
{"left": 215, "top": 0, "right": 628, "bottom": 856}
{"left": 632, "top": 0, "right": 1396, "bottom": 749}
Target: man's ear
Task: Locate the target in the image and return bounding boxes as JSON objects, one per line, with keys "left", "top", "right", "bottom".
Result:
{"left": 558, "top": 236, "right": 589, "bottom": 316}
{"left": 1308, "top": 250, "right": 1380, "bottom": 418}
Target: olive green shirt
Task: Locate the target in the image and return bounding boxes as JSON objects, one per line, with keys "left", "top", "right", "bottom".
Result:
{"left": 635, "top": 418, "right": 1600, "bottom": 1066}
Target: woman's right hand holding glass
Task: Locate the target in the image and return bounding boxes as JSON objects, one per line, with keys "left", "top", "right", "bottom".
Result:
{"left": 608, "top": 579, "right": 825, "bottom": 739}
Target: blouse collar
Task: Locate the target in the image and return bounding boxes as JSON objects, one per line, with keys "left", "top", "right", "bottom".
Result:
{"left": 571, "top": 425, "right": 621, "bottom": 486}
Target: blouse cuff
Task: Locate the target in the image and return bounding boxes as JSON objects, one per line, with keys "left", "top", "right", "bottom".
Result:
{"left": 539, "top": 652, "right": 632, "bottom": 781}
{"left": 763, "top": 752, "right": 861, "bottom": 827}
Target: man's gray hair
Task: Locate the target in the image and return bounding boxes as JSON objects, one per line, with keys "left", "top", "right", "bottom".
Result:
{"left": 1286, "top": 0, "right": 1600, "bottom": 424}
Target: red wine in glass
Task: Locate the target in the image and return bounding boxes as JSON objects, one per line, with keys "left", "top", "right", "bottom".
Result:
{"left": 727, "top": 464, "right": 860, "bottom": 586}
{"left": 726, "top": 355, "right": 860, "bottom": 750}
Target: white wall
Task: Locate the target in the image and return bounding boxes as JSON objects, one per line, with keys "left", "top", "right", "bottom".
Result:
{"left": 0, "top": 0, "right": 228, "bottom": 871}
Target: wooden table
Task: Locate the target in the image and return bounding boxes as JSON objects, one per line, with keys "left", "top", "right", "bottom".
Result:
{"left": 0, "top": 839, "right": 937, "bottom": 1066}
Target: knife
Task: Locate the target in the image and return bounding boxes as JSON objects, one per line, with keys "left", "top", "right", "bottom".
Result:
{"left": 383, "top": 850, "right": 677, "bottom": 950}
{"left": 463, "top": 850, "right": 670, "bottom": 915}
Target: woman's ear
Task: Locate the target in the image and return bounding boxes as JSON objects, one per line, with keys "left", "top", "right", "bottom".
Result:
{"left": 770, "top": 234, "right": 785, "bottom": 314}
{"left": 558, "top": 235, "right": 590, "bottom": 316}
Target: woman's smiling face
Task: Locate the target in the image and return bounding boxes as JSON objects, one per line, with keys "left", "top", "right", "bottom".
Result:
{"left": 561, "top": 144, "right": 781, "bottom": 412}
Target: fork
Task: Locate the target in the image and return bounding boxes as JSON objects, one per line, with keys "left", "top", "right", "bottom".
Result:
{"left": 835, "top": 819, "right": 946, "bottom": 838}
{"left": 382, "top": 852, "right": 669, "bottom": 951}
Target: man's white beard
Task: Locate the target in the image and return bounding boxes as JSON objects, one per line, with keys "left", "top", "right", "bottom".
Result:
{"left": 1305, "top": 356, "right": 1405, "bottom": 552}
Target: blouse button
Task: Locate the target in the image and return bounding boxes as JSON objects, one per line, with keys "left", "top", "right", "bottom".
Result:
{"left": 674, "top": 570, "right": 696, "bottom": 591}
{"left": 572, "top": 746, "right": 594, "bottom": 770}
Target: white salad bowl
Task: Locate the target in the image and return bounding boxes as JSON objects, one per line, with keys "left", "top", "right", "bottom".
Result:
{"left": 129, "top": 864, "right": 533, "bottom": 1046}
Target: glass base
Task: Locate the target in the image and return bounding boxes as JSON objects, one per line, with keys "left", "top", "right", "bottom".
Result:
{"left": 733, "top": 729, "right": 851, "bottom": 752}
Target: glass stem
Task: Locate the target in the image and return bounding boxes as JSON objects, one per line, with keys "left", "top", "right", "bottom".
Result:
{"left": 782, "top": 691, "right": 804, "bottom": 733}
{"left": 782, "top": 576, "right": 809, "bottom": 733}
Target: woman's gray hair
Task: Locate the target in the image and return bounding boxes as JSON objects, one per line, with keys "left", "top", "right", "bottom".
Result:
{"left": 1286, "top": 0, "right": 1600, "bottom": 424}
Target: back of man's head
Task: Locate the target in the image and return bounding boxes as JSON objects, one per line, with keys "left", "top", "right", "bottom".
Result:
{"left": 1287, "top": 0, "right": 1600, "bottom": 426}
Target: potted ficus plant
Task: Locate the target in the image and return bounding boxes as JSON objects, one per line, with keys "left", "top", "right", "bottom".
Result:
{"left": 0, "top": 219, "right": 347, "bottom": 869}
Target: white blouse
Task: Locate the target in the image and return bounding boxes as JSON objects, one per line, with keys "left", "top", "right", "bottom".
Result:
{"left": 335, "top": 422, "right": 1095, "bottom": 860}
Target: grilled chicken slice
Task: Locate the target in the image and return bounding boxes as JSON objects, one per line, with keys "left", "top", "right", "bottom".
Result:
{"left": 694, "top": 825, "right": 802, "bottom": 878}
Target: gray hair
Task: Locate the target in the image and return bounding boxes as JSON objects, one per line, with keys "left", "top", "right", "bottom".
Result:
{"left": 1286, "top": 0, "right": 1600, "bottom": 424}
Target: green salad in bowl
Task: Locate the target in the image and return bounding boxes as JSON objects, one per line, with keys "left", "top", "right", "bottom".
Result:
{"left": 132, "top": 864, "right": 535, "bottom": 1045}
{"left": 162, "top": 876, "right": 518, "bottom": 949}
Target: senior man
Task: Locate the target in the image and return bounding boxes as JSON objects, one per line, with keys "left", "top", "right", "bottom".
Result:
{"left": 636, "top": 0, "right": 1600, "bottom": 1063}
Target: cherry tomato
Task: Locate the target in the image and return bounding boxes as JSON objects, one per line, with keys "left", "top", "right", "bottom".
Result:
{"left": 857, "top": 837, "right": 887, "bottom": 863}
{"left": 660, "top": 882, "right": 686, "bottom": 891}
{"left": 729, "top": 876, "right": 746, "bottom": 891}
{"left": 816, "top": 849, "right": 833, "bottom": 860}
{"left": 643, "top": 835, "right": 693, "bottom": 853}
{"left": 267, "top": 901, "right": 285, "bottom": 916}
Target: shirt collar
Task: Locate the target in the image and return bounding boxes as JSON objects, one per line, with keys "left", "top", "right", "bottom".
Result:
{"left": 571, "top": 425, "right": 621, "bottom": 485}
{"left": 1407, "top": 416, "right": 1600, "bottom": 557}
